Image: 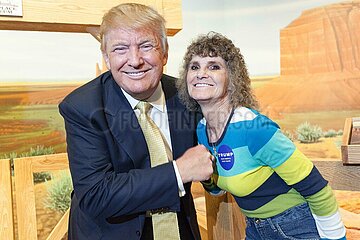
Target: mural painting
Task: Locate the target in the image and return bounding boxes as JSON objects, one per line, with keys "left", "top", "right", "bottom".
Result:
{"left": 0, "top": 1, "right": 359, "bottom": 239}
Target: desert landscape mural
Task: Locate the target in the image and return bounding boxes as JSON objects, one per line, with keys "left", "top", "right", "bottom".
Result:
{"left": 256, "top": 1, "right": 360, "bottom": 128}
{"left": 0, "top": 0, "right": 359, "bottom": 239}
{"left": 0, "top": 83, "right": 79, "bottom": 156}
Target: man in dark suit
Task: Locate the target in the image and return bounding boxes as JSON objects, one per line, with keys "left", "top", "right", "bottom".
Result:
{"left": 59, "top": 3, "right": 214, "bottom": 240}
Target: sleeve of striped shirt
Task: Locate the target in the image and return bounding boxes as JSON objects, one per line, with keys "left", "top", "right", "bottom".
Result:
{"left": 274, "top": 149, "right": 347, "bottom": 239}
{"left": 247, "top": 116, "right": 346, "bottom": 239}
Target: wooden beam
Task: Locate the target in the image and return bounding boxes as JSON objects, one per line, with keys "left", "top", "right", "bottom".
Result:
{"left": 0, "top": 0, "right": 182, "bottom": 36}
{"left": 30, "top": 153, "right": 68, "bottom": 172}
{"left": 342, "top": 118, "right": 352, "bottom": 145}
{"left": 205, "top": 192, "right": 246, "bottom": 240}
{"left": 313, "top": 159, "right": 360, "bottom": 191}
{"left": 14, "top": 157, "right": 37, "bottom": 240}
{"left": 46, "top": 209, "right": 70, "bottom": 240}
{"left": 0, "top": 159, "right": 15, "bottom": 240}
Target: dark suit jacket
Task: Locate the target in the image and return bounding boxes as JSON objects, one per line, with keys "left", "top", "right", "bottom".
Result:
{"left": 59, "top": 72, "right": 201, "bottom": 240}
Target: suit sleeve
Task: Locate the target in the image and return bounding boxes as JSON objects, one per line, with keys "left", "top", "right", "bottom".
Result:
{"left": 59, "top": 99, "right": 181, "bottom": 220}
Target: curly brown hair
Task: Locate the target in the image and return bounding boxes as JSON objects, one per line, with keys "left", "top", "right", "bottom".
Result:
{"left": 177, "top": 31, "right": 259, "bottom": 111}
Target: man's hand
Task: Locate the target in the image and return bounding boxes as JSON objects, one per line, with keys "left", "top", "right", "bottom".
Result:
{"left": 175, "top": 144, "right": 214, "bottom": 183}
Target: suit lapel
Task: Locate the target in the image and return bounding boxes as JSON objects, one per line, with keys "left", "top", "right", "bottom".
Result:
{"left": 104, "top": 78, "right": 150, "bottom": 169}
{"left": 103, "top": 74, "right": 197, "bottom": 168}
{"left": 162, "top": 77, "right": 196, "bottom": 160}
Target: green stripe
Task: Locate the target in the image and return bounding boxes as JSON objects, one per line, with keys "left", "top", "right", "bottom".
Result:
{"left": 305, "top": 185, "right": 338, "bottom": 216}
{"left": 274, "top": 148, "right": 313, "bottom": 185}
{"left": 217, "top": 166, "right": 273, "bottom": 197}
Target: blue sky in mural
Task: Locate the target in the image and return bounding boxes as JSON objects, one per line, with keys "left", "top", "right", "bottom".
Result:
{"left": 0, "top": 0, "right": 342, "bottom": 82}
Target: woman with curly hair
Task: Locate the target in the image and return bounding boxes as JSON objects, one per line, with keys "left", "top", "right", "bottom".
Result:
{"left": 176, "top": 31, "right": 346, "bottom": 240}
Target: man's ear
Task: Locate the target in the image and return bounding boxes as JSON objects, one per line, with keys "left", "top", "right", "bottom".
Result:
{"left": 162, "top": 52, "right": 168, "bottom": 66}
{"left": 102, "top": 52, "right": 111, "bottom": 70}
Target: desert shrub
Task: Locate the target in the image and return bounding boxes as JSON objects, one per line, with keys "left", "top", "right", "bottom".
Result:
{"left": 3, "top": 152, "right": 17, "bottom": 159}
{"left": 44, "top": 171, "right": 73, "bottom": 213}
{"left": 282, "top": 129, "right": 295, "bottom": 142}
{"left": 20, "top": 145, "right": 55, "bottom": 157}
{"left": 334, "top": 139, "right": 342, "bottom": 149}
{"left": 296, "top": 122, "right": 322, "bottom": 143}
{"left": 324, "top": 129, "right": 337, "bottom": 138}
{"left": 337, "top": 129, "right": 343, "bottom": 136}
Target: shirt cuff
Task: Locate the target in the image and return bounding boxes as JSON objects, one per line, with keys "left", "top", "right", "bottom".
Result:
{"left": 172, "top": 161, "right": 186, "bottom": 197}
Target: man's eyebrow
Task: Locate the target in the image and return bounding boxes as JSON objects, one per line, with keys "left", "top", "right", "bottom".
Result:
{"left": 110, "top": 42, "right": 129, "bottom": 48}
{"left": 138, "top": 39, "right": 156, "bottom": 45}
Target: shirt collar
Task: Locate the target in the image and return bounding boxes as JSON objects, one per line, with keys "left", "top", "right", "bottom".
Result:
{"left": 121, "top": 82, "right": 166, "bottom": 112}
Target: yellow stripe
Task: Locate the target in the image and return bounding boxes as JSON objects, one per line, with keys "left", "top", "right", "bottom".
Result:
{"left": 274, "top": 148, "right": 313, "bottom": 185}
{"left": 216, "top": 166, "right": 273, "bottom": 197}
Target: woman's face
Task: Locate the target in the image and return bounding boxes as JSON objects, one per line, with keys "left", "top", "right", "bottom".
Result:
{"left": 186, "top": 55, "right": 230, "bottom": 106}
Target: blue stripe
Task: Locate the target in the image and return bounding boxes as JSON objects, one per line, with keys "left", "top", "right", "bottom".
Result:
{"left": 233, "top": 172, "right": 291, "bottom": 211}
{"left": 246, "top": 115, "right": 279, "bottom": 156}
{"left": 221, "top": 124, "right": 246, "bottom": 149}
{"left": 291, "top": 166, "right": 328, "bottom": 196}
{"left": 253, "top": 130, "right": 295, "bottom": 168}
{"left": 215, "top": 146, "right": 258, "bottom": 177}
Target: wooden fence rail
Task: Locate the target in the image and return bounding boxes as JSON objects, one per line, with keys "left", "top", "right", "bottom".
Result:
{"left": 2, "top": 153, "right": 359, "bottom": 240}
{"left": 0, "top": 153, "right": 69, "bottom": 240}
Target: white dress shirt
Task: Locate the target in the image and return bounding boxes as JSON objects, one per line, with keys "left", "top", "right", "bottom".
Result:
{"left": 121, "top": 82, "right": 186, "bottom": 197}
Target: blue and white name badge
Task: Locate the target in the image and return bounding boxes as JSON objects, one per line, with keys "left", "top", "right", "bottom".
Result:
{"left": 217, "top": 145, "right": 234, "bottom": 170}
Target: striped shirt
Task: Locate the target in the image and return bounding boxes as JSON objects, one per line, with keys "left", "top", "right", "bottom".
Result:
{"left": 197, "top": 107, "right": 346, "bottom": 239}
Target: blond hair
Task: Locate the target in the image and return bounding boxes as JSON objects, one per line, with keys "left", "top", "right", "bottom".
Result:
{"left": 99, "top": 3, "right": 168, "bottom": 53}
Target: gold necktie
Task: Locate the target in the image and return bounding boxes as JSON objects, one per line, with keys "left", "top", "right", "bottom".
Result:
{"left": 136, "top": 101, "right": 181, "bottom": 240}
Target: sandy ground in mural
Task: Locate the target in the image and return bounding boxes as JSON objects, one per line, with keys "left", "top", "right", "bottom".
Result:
{"left": 0, "top": 83, "right": 79, "bottom": 156}
{"left": 1, "top": 80, "right": 359, "bottom": 156}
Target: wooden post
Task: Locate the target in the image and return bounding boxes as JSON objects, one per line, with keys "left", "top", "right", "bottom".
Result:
{"left": 313, "top": 159, "right": 360, "bottom": 191}
{"left": 14, "top": 157, "right": 37, "bottom": 240}
{"left": 0, "top": 158, "right": 15, "bottom": 240}
{"left": 341, "top": 117, "right": 360, "bottom": 164}
{"left": 205, "top": 192, "right": 246, "bottom": 240}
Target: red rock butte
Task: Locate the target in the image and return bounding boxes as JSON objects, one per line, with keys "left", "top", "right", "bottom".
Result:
{"left": 256, "top": 1, "right": 360, "bottom": 117}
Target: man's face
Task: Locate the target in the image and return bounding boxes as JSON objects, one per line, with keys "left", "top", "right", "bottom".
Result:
{"left": 103, "top": 28, "right": 168, "bottom": 100}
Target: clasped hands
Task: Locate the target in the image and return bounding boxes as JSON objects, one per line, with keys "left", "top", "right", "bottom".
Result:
{"left": 176, "top": 144, "right": 215, "bottom": 183}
